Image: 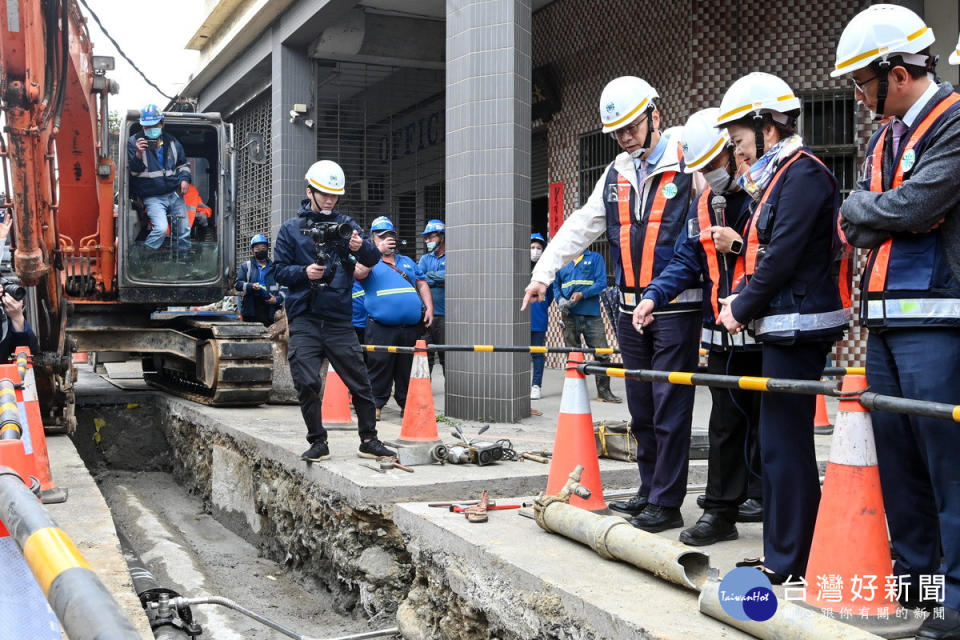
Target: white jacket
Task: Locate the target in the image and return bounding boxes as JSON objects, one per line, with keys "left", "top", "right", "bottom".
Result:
{"left": 532, "top": 127, "right": 699, "bottom": 286}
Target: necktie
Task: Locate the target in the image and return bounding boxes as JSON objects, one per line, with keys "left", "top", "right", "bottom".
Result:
{"left": 891, "top": 119, "right": 908, "bottom": 157}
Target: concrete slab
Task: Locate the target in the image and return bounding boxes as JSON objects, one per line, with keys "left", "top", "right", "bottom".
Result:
{"left": 44, "top": 435, "right": 154, "bottom": 639}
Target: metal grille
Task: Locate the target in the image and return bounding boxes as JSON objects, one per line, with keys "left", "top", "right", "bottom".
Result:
{"left": 799, "top": 90, "right": 858, "bottom": 196}
{"left": 577, "top": 130, "right": 622, "bottom": 282}
{"left": 228, "top": 91, "right": 273, "bottom": 260}
{"left": 314, "top": 61, "right": 444, "bottom": 256}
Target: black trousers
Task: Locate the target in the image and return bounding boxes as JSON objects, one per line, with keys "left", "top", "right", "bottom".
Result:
{"left": 365, "top": 318, "right": 419, "bottom": 409}
{"left": 287, "top": 315, "right": 377, "bottom": 445}
{"left": 703, "top": 349, "right": 763, "bottom": 524}
{"left": 423, "top": 315, "right": 444, "bottom": 371}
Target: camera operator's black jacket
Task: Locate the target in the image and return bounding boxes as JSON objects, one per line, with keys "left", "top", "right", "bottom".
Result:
{"left": 274, "top": 200, "right": 380, "bottom": 323}
{"left": 0, "top": 318, "right": 40, "bottom": 363}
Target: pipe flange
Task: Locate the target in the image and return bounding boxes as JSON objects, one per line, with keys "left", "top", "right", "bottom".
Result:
{"left": 533, "top": 492, "right": 568, "bottom": 531}
{"left": 593, "top": 517, "right": 629, "bottom": 559}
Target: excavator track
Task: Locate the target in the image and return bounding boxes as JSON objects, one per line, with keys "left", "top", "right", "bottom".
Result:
{"left": 142, "top": 318, "right": 273, "bottom": 406}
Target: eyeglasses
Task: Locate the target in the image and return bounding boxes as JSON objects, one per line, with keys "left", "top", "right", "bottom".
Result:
{"left": 610, "top": 115, "right": 649, "bottom": 141}
{"left": 851, "top": 74, "right": 879, "bottom": 93}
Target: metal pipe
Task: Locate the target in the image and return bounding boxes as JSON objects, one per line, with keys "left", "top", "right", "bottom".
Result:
{"left": 859, "top": 391, "right": 960, "bottom": 423}
{"left": 699, "top": 579, "right": 885, "bottom": 640}
{"left": 362, "top": 344, "right": 620, "bottom": 355}
{"left": 0, "top": 465, "right": 141, "bottom": 639}
{"left": 534, "top": 466, "right": 712, "bottom": 592}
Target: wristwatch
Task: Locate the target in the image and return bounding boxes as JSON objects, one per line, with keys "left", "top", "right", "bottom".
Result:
{"left": 730, "top": 239, "right": 744, "bottom": 255}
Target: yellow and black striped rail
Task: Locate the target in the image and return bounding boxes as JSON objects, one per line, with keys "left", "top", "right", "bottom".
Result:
{"left": 362, "top": 344, "right": 619, "bottom": 355}
{"left": 0, "top": 379, "right": 21, "bottom": 441}
{"left": 577, "top": 364, "right": 960, "bottom": 423}
{"left": 0, "top": 466, "right": 141, "bottom": 639}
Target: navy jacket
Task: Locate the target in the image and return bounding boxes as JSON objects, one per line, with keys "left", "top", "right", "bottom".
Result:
{"left": 274, "top": 201, "right": 380, "bottom": 323}
{"left": 730, "top": 151, "right": 848, "bottom": 343}
{"left": 0, "top": 319, "right": 40, "bottom": 363}
{"left": 234, "top": 258, "right": 285, "bottom": 320}
{"left": 127, "top": 133, "right": 191, "bottom": 198}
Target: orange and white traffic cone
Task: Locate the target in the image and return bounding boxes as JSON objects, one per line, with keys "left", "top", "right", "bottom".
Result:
{"left": 545, "top": 352, "right": 608, "bottom": 512}
{"left": 397, "top": 340, "right": 442, "bottom": 445}
{"left": 813, "top": 391, "right": 833, "bottom": 435}
{"left": 321, "top": 369, "right": 354, "bottom": 427}
{"left": 803, "top": 374, "right": 913, "bottom": 635}
{"left": 15, "top": 355, "right": 67, "bottom": 504}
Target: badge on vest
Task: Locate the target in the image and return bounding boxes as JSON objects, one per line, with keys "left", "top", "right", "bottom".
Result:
{"left": 900, "top": 149, "right": 916, "bottom": 173}
{"left": 662, "top": 183, "right": 678, "bottom": 199}
{"left": 606, "top": 184, "right": 620, "bottom": 202}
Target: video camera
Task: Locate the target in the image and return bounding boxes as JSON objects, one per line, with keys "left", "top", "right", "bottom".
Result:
{"left": 301, "top": 221, "right": 357, "bottom": 288}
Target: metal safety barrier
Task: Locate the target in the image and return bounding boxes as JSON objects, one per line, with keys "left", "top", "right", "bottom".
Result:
{"left": 578, "top": 363, "right": 960, "bottom": 424}
{"left": 362, "top": 343, "right": 619, "bottom": 355}
{"left": 0, "top": 465, "right": 141, "bottom": 640}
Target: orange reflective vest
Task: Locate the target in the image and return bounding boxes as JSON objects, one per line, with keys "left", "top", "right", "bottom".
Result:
{"left": 184, "top": 184, "right": 212, "bottom": 228}
{"left": 861, "top": 92, "right": 960, "bottom": 327}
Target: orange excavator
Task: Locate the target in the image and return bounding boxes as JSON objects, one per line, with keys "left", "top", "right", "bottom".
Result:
{"left": 0, "top": 1, "right": 273, "bottom": 432}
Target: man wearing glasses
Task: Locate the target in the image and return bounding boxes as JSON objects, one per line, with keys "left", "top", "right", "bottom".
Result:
{"left": 522, "top": 76, "right": 701, "bottom": 533}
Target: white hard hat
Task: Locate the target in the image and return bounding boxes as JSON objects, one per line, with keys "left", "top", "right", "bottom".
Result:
{"left": 680, "top": 108, "right": 729, "bottom": 174}
{"left": 716, "top": 73, "right": 801, "bottom": 127}
{"left": 305, "top": 160, "right": 346, "bottom": 195}
{"left": 598, "top": 76, "right": 659, "bottom": 134}
{"left": 950, "top": 33, "right": 960, "bottom": 65}
{"left": 831, "top": 4, "right": 935, "bottom": 77}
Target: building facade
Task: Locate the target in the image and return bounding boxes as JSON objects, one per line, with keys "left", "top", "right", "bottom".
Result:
{"left": 182, "top": 0, "right": 960, "bottom": 419}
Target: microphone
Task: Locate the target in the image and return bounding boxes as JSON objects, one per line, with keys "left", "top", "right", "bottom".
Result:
{"left": 711, "top": 194, "right": 727, "bottom": 229}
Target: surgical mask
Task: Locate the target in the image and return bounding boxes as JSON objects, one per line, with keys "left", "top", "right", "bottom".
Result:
{"left": 703, "top": 167, "right": 735, "bottom": 195}
{"left": 426, "top": 241, "right": 437, "bottom": 252}
{"left": 530, "top": 247, "right": 543, "bottom": 262}
{"left": 629, "top": 149, "right": 644, "bottom": 159}
{"left": 254, "top": 250, "right": 268, "bottom": 261}
{"left": 319, "top": 209, "right": 333, "bottom": 216}
{"left": 143, "top": 127, "right": 162, "bottom": 140}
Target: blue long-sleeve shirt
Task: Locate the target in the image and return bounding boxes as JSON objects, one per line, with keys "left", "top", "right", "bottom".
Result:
{"left": 552, "top": 250, "right": 606, "bottom": 316}
{"left": 530, "top": 282, "right": 554, "bottom": 332}
{"left": 418, "top": 251, "right": 445, "bottom": 316}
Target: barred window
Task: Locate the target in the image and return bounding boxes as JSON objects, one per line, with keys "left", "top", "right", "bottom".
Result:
{"left": 798, "top": 91, "right": 858, "bottom": 196}
{"left": 576, "top": 130, "right": 621, "bottom": 284}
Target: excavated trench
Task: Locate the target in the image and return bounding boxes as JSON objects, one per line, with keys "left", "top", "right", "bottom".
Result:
{"left": 71, "top": 398, "right": 403, "bottom": 639}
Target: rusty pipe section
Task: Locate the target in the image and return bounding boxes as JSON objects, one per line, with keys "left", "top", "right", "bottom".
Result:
{"left": 699, "top": 579, "right": 885, "bottom": 640}
{"left": 534, "top": 466, "right": 713, "bottom": 591}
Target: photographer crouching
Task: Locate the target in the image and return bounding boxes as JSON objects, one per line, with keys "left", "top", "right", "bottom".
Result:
{"left": 274, "top": 160, "right": 395, "bottom": 463}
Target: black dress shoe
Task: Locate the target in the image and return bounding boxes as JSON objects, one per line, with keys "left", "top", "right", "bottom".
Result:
{"left": 898, "top": 583, "right": 940, "bottom": 611}
{"left": 916, "top": 605, "right": 960, "bottom": 639}
{"left": 609, "top": 492, "right": 648, "bottom": 516}
{"left": 679, "top": 512, "right": 738, "bottom": 546}
{"left": 737, "top": 498, "right": 763, "bottom": 523}
{"left": 630, "top": 504, "right": 683, "bottom": 533}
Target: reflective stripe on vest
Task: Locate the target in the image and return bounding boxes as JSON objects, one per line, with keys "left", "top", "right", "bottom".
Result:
{"left": 866, "top": 92, "right": 960, "bottom": 293}
{"left": 739, "top": 150, "right": 851, "bottom": 338}
{"left": 616, "top": 175, "right": 636, "bottom": 290}
{"left": 867, "top": 298, "right": 960, "bottom": 320}
{"left": 701, "top": 326, "right": 757, "bottom": 348}
{"left": 638, "top": 172, "right": 676, "bottom": 286}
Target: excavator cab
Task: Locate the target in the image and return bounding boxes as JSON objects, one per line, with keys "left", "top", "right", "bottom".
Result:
{"left": 116, "top": 111, "right": 235, "bottom": 305}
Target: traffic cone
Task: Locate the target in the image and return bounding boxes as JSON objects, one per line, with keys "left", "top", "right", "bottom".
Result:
{"left": 397, "top": 340, "right": 442, "bottom": 445}
{"left": 545, "top": 352, "right": 608, "bottom": 512}
{"left": 813, "top": 391, "right": 833, "bottom": 435}
{"left": 321, "top": 369, "right": 354, "bottom": 427}
{"left": 803, "top": 375, "right": 912, "bottom": 635}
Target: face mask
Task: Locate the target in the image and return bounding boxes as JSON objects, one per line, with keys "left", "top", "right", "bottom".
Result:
{"left": 426, "top": 241, "right": 437, "bottom": 252}
{"left": 530, "top": 247, "right": 543, "bottom": 262}
{"left": 144, "top": 127, "right": 162, "bottom": 140}
{"left": 703, "top": 167, "right": 734, "bottom": 195}
{"left": 254, "top": 250, "right": 268, "bottom": 261}
{"left": 629, "top": 149, "right": 644, "bottom": 159}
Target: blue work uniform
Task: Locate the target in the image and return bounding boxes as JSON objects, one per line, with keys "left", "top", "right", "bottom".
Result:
{"left": 352, "top": 281, "right": 367, "bottom": 346}
{"left": 362, "top": 255, "right": 426, "bottom": 411}
{"left": 530, "top": 280, "right": 554, "bottom": 388}
{"left": 418, "top": 250, "right": 445, "bottom": 371}
{"left": 235, "top": 258, "right": 285, "bottom": 326}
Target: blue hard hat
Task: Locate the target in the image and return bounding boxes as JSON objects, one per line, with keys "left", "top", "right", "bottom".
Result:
{"left": 422, "top": 219, "right": 445, "bottom": 235}
{"left": 370, "top": 216, "right": 396, "bottom": 233}
{"left": 139, "top": 104, "right": 163, "bottom": 126}
{"left": 250, "top": 234, "right": 269, "bottom": 247}
{"left": 531, "top": 232, "right": 547, "bottom": 247}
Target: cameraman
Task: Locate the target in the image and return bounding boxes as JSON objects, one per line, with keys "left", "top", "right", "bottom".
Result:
{"left": 0, "top": 215, "right": 38, "bottom": 361}
{"left": 274, "top": 160, "right": 394, "bottom": 463}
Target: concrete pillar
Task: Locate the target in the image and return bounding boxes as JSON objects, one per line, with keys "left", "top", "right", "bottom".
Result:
{"left": 271, "top": 41, "right": 315, "bottom": 232}
{"left": 444, "top": 0, "right": 532, "bottom": 422}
